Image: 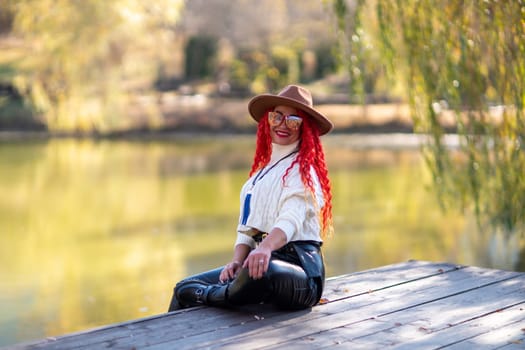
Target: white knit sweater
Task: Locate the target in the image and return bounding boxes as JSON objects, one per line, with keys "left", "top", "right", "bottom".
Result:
{"left": 235, "top": 141, "right": 325, "bottom": 248}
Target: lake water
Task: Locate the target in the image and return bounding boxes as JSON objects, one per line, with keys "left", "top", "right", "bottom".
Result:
{"left": 1, "top": 134, "right": 523, "bottom": 346}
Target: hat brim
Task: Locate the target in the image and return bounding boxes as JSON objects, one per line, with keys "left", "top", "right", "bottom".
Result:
{"left": 248, "top": 95, "right": 333, "bottom": 135}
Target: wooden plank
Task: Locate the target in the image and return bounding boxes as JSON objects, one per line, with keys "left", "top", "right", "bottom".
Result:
{"left": 8, "top": 261, "right": 525, "bottom": 350}
{"left": 237, "top": 275, "right": 525, "bottom": 349}
{"left": 353, "top": 296, "right": 525, "bottom": 349}
{"left": 271, "top": 275, "right": 525, "bottom": 349}
{"left": 157, "top": 267, "right": 522, "bottom": 349}
{"left": 498, "top": 336, "right": 525, "bottom": 350}
{"left": 440, "top": 311, "right": 525, "bottom": 350}
{"left": 358, "top": 276, "right": 525, "bottom": 349}
{"left": 121, "top": 307, "right": 330, "bottom": 350}
{"left": 18, "top": 260, "right": 454, "bottom": 350}
{"left": 130, "top": 263, "right": 477, "bottom": 349}
{"left": 20, "top": 307, "right": 286, "bottom": 350}
{"left": 323, "top": 265, "right": 519, "bottom": 316}
{"left": 322, "top": 260, "right": 463, "bottom": 301}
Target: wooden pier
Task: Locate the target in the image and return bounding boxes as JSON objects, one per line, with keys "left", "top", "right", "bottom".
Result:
{"left": 8, "top": 260, "right": 525, "bottom": 349}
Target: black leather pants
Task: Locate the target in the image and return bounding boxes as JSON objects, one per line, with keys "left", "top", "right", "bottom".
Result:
{"left": 168, "top": 241, "right": 324, "bottom": 311}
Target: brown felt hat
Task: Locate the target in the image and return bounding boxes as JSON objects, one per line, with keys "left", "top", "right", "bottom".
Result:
{"left": 248, "top": 85, "right": 334, "bottom": 135}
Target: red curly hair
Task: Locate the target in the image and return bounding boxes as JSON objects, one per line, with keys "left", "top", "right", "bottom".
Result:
{"left": 249, "top": 109, "right": 334, "bottom": 238}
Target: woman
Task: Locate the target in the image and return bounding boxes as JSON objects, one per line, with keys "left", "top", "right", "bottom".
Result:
{"left": 168, "top": 84, "right": 334, "bottom": 311}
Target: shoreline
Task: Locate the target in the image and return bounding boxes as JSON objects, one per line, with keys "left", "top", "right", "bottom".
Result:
{"left": 1, "top": 99, "right": 469, "bottom": 140}
{"left": 0, "top": 101, "right": 464, "bottom": 149}
{"left": 0, "top": 130, "right": 461, "bottom": 150}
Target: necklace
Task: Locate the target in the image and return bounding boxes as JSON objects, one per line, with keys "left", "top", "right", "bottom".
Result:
{"left": 250, "top": 150, "right": 298, "bottom": 189}
{"left": 241, "top": 150, "right": 298, "bottom": 225}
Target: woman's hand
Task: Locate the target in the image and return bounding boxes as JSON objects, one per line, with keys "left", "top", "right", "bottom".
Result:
{"left": 219, "top": 260, "right": 242, "bottom": 283}
{"left": 220, "top": 244, "right": 250, "bottom": 282}
{"left": 244, "top": 228, "right": 287, "bottom": 279}
{"left": 243, "top": 246, "right": 272, "bottom": 280}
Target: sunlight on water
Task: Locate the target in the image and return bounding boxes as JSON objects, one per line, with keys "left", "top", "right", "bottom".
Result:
{"left": 0, "top": 135, "right": 522, "bottom": 346}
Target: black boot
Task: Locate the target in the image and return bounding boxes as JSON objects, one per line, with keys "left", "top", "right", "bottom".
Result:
{"left": 175, "top": 280, "right": 228, "bottom": 308}
{"left": 205, "top": 283, "right": 228, "bottom": 307}
{"left": 175, "top": 280, "right": 210, "bottom": 307}
{"left": 168, "top": 293, "right": 184, "bottom": 312}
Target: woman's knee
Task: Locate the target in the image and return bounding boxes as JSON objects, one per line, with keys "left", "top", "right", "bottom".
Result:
{"left": 226, "top": 268, "right": 270, "bottom": 305}
{"left": 266, "top": 260, "right": 307, "bottom": 281}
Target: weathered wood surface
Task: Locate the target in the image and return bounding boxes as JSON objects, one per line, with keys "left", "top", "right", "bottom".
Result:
{"left": 7, "top": 260, "right": 525, "bottom": 349}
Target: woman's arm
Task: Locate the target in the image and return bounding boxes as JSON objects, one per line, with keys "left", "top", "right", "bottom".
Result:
{"left": 243, "top": 227, "right": 287, "bottom": 280}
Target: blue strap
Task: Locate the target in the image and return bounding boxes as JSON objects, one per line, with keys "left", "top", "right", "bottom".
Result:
{"left": 241, "top": 193, "right": 252, "bottom": 225}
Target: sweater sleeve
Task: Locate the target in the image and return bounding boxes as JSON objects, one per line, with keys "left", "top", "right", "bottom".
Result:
{"left": 235, "top": 232, "right": 256, "bottom": 249}
{"left": 272, "top": 166, "right": 323, "bottom": 242}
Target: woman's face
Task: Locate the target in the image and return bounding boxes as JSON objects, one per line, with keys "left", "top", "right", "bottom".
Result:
{"left": 268, "top": 105, "right": 302, "bottom": 145}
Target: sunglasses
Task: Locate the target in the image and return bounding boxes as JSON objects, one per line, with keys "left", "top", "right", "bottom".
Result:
{"left": 268, "top": 111, "right": 303, "bottom": 131}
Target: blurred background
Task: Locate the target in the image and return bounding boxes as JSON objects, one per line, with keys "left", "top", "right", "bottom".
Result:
{"left": 0, "top": 0, "right": 524, "bottom": 346}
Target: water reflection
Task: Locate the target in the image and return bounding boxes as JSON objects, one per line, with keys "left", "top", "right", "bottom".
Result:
{"left": 0, "top": 135, "right": 523, "bottom": 346}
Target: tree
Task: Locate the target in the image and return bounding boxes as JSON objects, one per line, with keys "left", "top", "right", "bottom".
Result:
{"left": 335, "top": 0, "right": 525, "bottom": 235}
{"left": 2, "top": 0, "right": 183, "bottom": 132}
